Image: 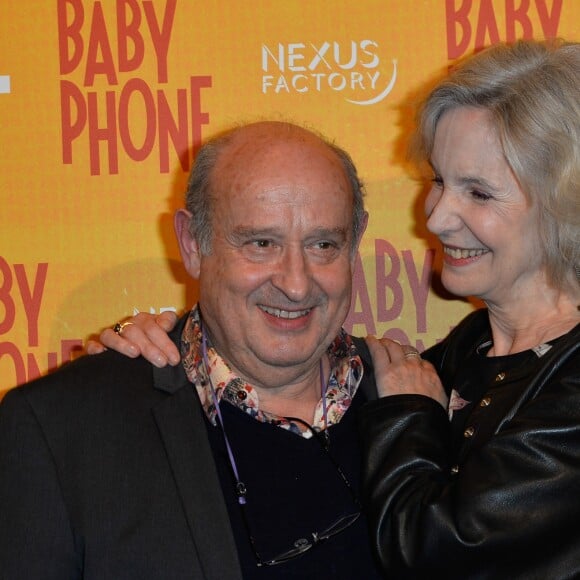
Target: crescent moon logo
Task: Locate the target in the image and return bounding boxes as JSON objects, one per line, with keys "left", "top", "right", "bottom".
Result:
{"left": 345, "top": 59, "right": 397, "bottom": 106}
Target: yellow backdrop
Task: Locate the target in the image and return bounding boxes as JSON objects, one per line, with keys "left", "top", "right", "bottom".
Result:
{"left": 1, "top": 0, "right": 578, "bottom": 397}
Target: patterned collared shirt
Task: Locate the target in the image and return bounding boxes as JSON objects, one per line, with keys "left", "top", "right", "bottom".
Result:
{"left": 181, "top": 306, "right": 364, "bottom": 438}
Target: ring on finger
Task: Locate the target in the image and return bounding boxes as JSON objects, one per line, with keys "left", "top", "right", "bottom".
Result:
{"left": 113, "top": 321, "right": 134, "bottom": 335}
{"left": 403, "top": 347, "right": 421, "bottom": 359}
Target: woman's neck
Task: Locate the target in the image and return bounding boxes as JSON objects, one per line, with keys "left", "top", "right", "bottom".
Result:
{"left": 485, "top": 290, "right": 579, "bottom": 356}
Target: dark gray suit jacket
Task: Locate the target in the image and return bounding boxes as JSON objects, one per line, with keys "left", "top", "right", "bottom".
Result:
{"left": 0, "top": 319, "right": 242, "bottom": 579}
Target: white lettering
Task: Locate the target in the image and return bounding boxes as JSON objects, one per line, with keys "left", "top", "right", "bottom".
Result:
{"left": 260, "top": 40, "right": 395, "bottom": 106}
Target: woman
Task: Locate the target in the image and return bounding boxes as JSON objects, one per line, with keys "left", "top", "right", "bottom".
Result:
{"left": 362, "top": 38, "right": 580, "bottom": 579}
{"left": 92, "top": 39, "right": 580, "bottom": 579}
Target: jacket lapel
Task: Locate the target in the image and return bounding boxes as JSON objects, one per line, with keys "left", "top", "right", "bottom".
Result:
{"left": 152, "top": 346, "right": 242, "bottom": 580}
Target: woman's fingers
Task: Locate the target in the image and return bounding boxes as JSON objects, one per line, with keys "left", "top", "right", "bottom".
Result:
{"left": 89, "top": 311, "right": 181, "bottom": 367}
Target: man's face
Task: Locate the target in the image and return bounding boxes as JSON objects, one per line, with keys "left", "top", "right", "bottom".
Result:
{"left": 186, "top": 126, "right": 365, "bottom": 389}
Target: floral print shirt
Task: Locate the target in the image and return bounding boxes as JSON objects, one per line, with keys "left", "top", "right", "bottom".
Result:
{"left": 181, "top": 306, "right": 364, "bottom": 438}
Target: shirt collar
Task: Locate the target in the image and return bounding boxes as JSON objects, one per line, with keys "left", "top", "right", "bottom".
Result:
{"left": 180, "top": 306, "right": 364, "bottom": 437}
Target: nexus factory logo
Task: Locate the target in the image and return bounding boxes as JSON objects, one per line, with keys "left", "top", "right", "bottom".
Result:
{"left": 261, "top": 40, "right": 397, "bottom": 105}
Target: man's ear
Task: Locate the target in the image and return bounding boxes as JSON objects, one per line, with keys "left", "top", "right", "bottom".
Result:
{"left": 354, "top": 210, "right": 369, "bottom": 249}
{"left": 174, "top": 209, "right": 201, "bottom": 279}
{"left": 358, "top": 211, "right": 369, "bottom": 245}
{"left": 349, "top": 210, "right": 369, "bottom": 268}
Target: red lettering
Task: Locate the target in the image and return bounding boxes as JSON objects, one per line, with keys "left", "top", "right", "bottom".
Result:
{"left": 158, "top": 88, "right": 189, "bottom": 173}
{"left": 58, "top": 0, "right": 208, "bottom": 174}
{"left": 84, "top": 2, "right": 118, "bottom": 86}
{"left": 0, "top": 257, "right": 16, "bottom": 335}
{"left": 0, "top": 259, "right": 48, "bottom": 348}
{"left": 446, "top": 0, "right": 562, "bottom": 60}
{"left": 117, "top": 0, "right": 145, "bottom": 73}
{"left": 535, "top": 0, "right": 563, "bottom": 38}
{"left": 375, "top": 239, "right": 403, "bottom": 323}
{"left": 474, "top": 0, "right": 501, "bottom": 50}
{"left": 143, "top": 0, "right": 177, "bottom": 83}
{"left": 118, "top": 78, "right": 157, "bottom": 161}
{"left": 190, "top": 76, "right": 212, "bottom": 160}
{"left": 345, "top": 252, "right": 376, "bottom": 335}
{"left": 25, "top": 351, "right": 44, "bottom": 382}
{"left": 61, "top": 80, "right": 87, "bottom": 164}
{"left": 446, "top": 0, "right": 472, "bottom": 59}
{"left": 403, "top": 249, "right": 434, "bottom": 333}
{"left": 61, "top": 76, "right": 211, "bottom": 175}
{"left": 14, "top": 263, "right": 48, "bottom": 348}
{"left": 58, "top": 0, "right": 84, "bottom": 75}
{"left": 88, "top": 91, "right": 119, "bottom": 175}
{"left": 0, "top": 343, "right": 26, "bottom": 388}
{"left": 506, "top": 0, "right": 533, "bottom": 41}
{"left": 59, "top": 0, "right": 176, "bottom": 84}
{"left": 0, "top": 340, "right": 85, "bottom": 391}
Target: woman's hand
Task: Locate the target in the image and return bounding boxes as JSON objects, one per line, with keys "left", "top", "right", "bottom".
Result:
{"left": 365, "top": 336, "right": 448, "bottom": 409}
{"left": 86, "top": 311, "right": 181, "bottom": 367}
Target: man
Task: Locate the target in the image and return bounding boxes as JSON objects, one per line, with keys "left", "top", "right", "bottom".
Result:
{"left": 0, "top": 121, "right": 384, "bottom": 579}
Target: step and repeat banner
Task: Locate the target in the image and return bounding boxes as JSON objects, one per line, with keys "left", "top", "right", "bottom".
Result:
{"left": 1, "top": 1, "right": 578, "bottom": 397}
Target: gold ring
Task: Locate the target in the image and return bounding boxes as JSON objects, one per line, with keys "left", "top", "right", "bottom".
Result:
{"left": 404, "top": 352, "right": 421, "bottom": 359}
{"left": 113, "top": 321, "right": 134, "bottom": 335}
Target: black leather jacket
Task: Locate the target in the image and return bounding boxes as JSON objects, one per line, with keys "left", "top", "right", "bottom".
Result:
{"left": 360, "top": 309, "right": 580, "bottom": 579}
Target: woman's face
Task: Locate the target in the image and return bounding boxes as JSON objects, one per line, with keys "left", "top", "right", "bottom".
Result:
{"left": 425, "top": 106, "right": 544, "bottom": 307}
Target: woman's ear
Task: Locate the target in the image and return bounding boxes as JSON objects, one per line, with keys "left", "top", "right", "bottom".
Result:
{"left": 174, "top": 209, "right": 201, "bottom": 279}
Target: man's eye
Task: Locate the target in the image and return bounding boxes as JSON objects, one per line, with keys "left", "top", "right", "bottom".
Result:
{"left": 252, "top": 239, "right": 273, "bottom": 248}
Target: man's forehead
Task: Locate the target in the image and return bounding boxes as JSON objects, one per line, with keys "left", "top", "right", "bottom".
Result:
{"left": 220, "top": 123, "right": 339, "bottom": 164}
{"left": 226, "top": 121, "right": 321, "bottom": 144}
{"left": 204, "top": 122, "right": 355, "bottom": 224}
{"left": 230, "top": 223, "right": 350, "bottom": 239}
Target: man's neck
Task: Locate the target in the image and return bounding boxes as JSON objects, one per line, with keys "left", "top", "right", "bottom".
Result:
{"left": 253, "top": 377, "right": 324, "bottom": 426}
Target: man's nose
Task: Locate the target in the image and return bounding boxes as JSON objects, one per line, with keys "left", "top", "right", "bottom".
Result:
{"left": 271, "top": 248, "right": 311, "bottom": 301}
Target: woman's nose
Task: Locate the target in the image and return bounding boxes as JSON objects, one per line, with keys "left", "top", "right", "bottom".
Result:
{"left": 425, "top": 187, "right": 460, "bottom": 235}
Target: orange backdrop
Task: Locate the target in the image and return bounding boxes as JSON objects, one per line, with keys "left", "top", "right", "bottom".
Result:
{"left": 1, "top": 0, "right": 578, "bottom": 397}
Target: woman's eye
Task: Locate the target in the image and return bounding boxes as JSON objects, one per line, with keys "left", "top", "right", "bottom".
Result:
{"left": 471, "top": 189, "right": 492, "bottom": 201}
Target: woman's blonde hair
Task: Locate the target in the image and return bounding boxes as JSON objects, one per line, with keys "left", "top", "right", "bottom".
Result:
{"left": 412, "top": 39, "right": 580, "bottom": 289}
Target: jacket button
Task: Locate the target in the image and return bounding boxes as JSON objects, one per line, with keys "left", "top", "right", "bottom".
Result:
{"left": 463, "top": 426, "right": 475, "bottom": 438}
{"left": 451, "top": 465, "right": 459, "bottom": 474}
{"left": 479, "top": 397, "right": 491, "bottom": 407}
{"left": 494, "top": 372, "right": 506, "bottom": 382}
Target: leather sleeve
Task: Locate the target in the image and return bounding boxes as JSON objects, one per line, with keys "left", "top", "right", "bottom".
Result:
{"left": 359, "top": 360, "right": 580, "bottom": 579}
